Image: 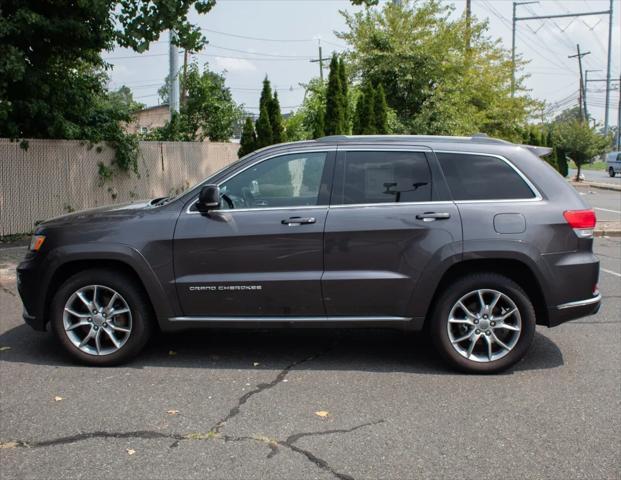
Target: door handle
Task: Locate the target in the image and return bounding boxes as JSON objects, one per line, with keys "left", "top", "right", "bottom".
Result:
{"left": 416, "top": 212, "right": 451, "bottom": 222}
{"left": 281, "top": 216, "right": 316, "bottom": 226}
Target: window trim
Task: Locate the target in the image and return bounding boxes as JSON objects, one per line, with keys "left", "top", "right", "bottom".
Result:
{"left": 185, "top": 148, "right": 335, "bottom": 214}
{"left": 433, "top": 150, "right": 543, "bottom": 204}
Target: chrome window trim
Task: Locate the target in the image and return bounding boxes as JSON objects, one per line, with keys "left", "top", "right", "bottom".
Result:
{"left": 433, "top": 150, "right": 543, "bottom": 203}
{"left": 185, "top": 148, "right": 336, "bottom": 214}
{"left": 169, "top": 315, "right": 412, "bottom": 322}
{"left": 330, "top": 201, "right": 454, "bottom": 209}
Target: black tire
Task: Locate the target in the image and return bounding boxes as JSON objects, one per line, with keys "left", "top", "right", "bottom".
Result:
{"left": 50, "top": 269, "right": 153, "bottom": 366}
{"left": 609, "top": 167, "right": 616, "bottom": 178}
{"left": 430, "top": 273, "right": 536, "bottom": 374}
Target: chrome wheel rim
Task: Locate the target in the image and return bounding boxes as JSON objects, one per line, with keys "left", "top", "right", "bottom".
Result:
{"left": 63, "top": 285, "right": 132, "bottom": 356}
{"left": 447, "top": 289, "right": 522, "bottom": 363}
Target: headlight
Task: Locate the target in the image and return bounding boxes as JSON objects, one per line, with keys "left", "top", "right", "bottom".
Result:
{"left": 29, "top": 235, "right": 46, "bottom": 252}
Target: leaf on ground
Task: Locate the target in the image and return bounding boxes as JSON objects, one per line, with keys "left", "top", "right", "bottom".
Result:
{"left": 0, "top": 441, "right": 19, "bottom": 449}
{"left": 0, "top": 346, "right": 11, "bottom": 352}
{"left": 126, "top": 448, "right": 136, "bottom": 455}
{"left": 184, "top": 431, "right": 218, "bottom": 440}
{"left": 314, "top": 411, "right": 330, "bottom": 418}
{"left": 168, "top": 350, "right": 177, "bottom": 356}
{"left": 54, "top": 396, "right": 63, "bottom": 402}
{"left": 253, "top": 362, "right": 260, "bottom": 366}
{"left": 166, "top": 409, "right": 180, "bottom": 416}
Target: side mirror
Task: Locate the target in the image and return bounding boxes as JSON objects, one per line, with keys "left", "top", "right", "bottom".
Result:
{"left": 197, "top": 184, "right": 221, "bottom": 212}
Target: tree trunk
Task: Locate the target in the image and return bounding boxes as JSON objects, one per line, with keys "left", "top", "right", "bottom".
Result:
{"left": 575, "top": 162, "right": 582, "bottom": 182}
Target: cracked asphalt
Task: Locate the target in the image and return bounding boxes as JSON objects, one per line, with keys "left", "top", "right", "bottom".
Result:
{"left": 1, "top": 236, "right": 620, "bottom": 480}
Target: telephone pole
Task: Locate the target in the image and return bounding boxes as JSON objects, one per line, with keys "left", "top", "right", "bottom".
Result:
{"left": 584, "top": 69, "right": 602, "bottom": 123}
{"left": 604, "top": 0, "right": 614, "bottom": 135}
{"left": 309, "top": 40, "right": 325, "bottom": 82}
{"left": 466, "top": 0, "right": 472, "bottom": 50}
{"left": 568, "top": 45, "right": 590, "bottom": 121}
{"left": 168, "top": 30, "right": 179, "bottom": 116}
{"left": 511, "top": 2, "right": 613, "bottom": 102}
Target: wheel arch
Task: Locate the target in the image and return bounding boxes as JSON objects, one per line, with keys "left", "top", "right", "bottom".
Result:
{"left": 423, "top": 258, "right": 549, "bottom": 328}
{"left": 41, "top": 244, "right": 172, "bottom": 330}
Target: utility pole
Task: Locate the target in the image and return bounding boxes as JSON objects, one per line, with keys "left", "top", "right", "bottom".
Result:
{"left": 568, "top": 45, "right": 590, "bottom": 121}
{"left": 617, "top": 74, "right": 621, "bottom": 151}
{"left": 604, "top": 0, "right": 614, "bottom": 135}
{"left": 584, "top": 69, "right": 602, "bottom": 123}
{"left": 181, "top": 49, "right": 189, "bottom": 106}
{"left": 511, "top": 3, "right": 612, "bottom": 99}
{"left": 168, "top": 30, "right": 180, "bottom": 116}
{"left": 309, "top": 40, "right": 325, "bottom": 82}
{"left": 466, "top": 0, "right": 472, "bottom": 51}
{"left": 511, "top": 1, "right": 539, "bottom": 97}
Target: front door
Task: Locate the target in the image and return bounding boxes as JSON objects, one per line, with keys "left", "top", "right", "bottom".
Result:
{"left": 174, "top": 150, "right": 334, "bottom": 317}
{"left": 322, "top": 148, "right": 462, "bottom": 318}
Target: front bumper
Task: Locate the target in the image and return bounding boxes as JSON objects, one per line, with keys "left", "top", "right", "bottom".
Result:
{"left": 16, "top": 257, "right": 48, "bottom": 331}
{"left": 547, "top": 293, "right": 601, "bottom": 327}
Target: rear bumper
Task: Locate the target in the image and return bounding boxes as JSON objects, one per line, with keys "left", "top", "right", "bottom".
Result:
{"left": 547, "top": 293, "right": 601, "bottom": 327}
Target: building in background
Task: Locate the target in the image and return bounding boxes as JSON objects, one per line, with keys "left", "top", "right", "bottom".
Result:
{"left": 125, "top": 104, "right": 170, "bottom": 135}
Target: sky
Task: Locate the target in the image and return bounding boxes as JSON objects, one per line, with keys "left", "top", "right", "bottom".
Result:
{"left": 103, "top": 0, "right": 620, "bottom": 127}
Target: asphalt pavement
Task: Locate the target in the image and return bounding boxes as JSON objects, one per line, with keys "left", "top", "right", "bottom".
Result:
{"left": 1, "top": 198, "right": 620, "bottom": 479}
{"left": 569, "top": 168, "right": 621, "bottom": 185}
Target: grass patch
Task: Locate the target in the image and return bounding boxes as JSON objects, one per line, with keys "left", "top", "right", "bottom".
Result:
{"left": 569, "top": 160, "right": 607, "bottom": 171}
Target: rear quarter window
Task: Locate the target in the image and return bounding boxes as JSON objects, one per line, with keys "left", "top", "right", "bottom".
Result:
{"left": 436, "top": 153, "right": 536, "bottom": 201}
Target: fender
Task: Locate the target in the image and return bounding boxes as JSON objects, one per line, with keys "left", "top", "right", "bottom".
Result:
{"left": 39, "top": 243, "right": 173, "bottom": 328}
{"left": 407, "top": 238, "right": 551, "bottom": 323}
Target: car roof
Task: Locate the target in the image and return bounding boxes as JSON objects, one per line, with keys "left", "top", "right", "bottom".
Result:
{"left": 316, "top": 134, "right": 512, "bottom": 146}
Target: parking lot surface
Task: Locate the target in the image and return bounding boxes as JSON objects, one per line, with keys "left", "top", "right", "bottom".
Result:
{"left": 1, "top": 236, "right": 620, "bottom": 479}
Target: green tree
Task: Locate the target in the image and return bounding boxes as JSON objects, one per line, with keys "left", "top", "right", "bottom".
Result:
{"left": 313, "top": 109, "right": 325, "bottom": 139}
{"left": 238, "top": 117, "right": 257, "bottom": 158}
{"left": 553, "top": 119, "right": 609, "bottom": 181}
{"left": 324, "top": 54, "right": 346, "bottom": 136}
{"left": 339, "top": 0, "right": 537, "bottom": 139}
{"left": 338, "top": 57, "right": 349, "bottom": 132}
{"left": 373, "top": 84, "right": 388, "bottom": 134}
{"left": 107, "top": 86, "right": 144, "bottom": 113}
{"left": 255, "top": 104, "right": 273, "bottom": 149}
{"left": 269, "top": 92, "right": 284, "bottom": 144}
{"left": 298, "top": 79, "right": 326, "bottom": 139}
{"left": 0, "top": 0, "right": 217, "bottom": 173}
{"left": 150, "top": 63, "right": 241, "bottom": 142}
{"left": 284, "top": 111, "right": 309, "bottom": 142}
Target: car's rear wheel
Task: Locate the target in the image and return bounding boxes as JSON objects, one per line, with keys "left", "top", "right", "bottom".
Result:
{"left": 50, "top": 269, "right": 152, "bottom": 366}
{"left": 609, "top": 167, "right": 616, "bottom": 178}
{"left": 431, "top": 273, "right": 536, "bottom": 374}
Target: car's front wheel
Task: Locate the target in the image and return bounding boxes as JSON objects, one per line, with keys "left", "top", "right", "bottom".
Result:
{"left": 50, "top": 269, "right": 153, "bottom": 366}
{"left": 431, "top": 273, "right": 536, "bottom": 374}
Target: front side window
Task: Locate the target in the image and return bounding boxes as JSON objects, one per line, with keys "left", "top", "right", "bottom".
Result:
{"left": 333, "top": 151, "right": 432, "bottom": 205}
{"left": 219, "top": 152, "right": 328, "bottom": 209}
{"left": 436, "top": 153, "right": 536, "bottom": 201}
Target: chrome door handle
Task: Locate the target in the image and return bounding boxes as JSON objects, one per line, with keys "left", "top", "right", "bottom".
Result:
{"left": 281, "top": 216, "right": 316, "bottom": 226}
{"left": 416, "top": 212, "right": 451, "bottom": 222}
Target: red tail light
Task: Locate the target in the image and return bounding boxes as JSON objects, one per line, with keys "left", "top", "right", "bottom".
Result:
{"left": 564, "top": 209, "right": 596, "bottom": 237}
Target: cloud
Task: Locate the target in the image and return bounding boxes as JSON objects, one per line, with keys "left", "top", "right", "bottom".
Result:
{"left": 213, "top": 56, "right": 257, "bottom": 73}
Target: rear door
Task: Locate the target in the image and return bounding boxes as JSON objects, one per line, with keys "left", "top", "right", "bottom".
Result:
{"left": 322, "top": 147, "right": 462, "bottom": 319}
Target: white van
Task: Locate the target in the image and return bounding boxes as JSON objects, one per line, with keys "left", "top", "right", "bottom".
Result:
{"left": 606, "top": 151, "right": 621, "bottom": 177}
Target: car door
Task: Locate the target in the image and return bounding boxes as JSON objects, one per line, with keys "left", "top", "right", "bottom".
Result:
{"left": 322, "top": 147, "right": 462, "bottom": 319}
{"left": 174, "top": 149, "right": 335, "bottom": 317}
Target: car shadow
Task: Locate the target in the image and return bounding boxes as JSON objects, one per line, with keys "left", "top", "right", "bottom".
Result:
{"left": 0, "top": 324, "right": 563, "bottom": 374}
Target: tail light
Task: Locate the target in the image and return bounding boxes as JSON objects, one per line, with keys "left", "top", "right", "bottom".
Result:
{"left": 563, "top": 209, "right": 596, "bottom": 238}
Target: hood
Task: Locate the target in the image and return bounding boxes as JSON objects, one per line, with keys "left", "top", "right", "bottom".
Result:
{"left": 39, "top": 200, "right": 154, "bottom": 229}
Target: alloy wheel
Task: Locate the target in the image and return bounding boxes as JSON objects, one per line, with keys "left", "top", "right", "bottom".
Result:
{"left": 447, "top": 289, "right": 522, "bottom": 363}
{"left": 62, "top": 285, "right": 133, "bottom": 356}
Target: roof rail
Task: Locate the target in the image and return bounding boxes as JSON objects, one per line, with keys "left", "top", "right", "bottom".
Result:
{"left": 316, "top": 135, "right": 512, "bottom": 145}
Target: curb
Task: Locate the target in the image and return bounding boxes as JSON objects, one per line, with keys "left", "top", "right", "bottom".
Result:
{"left": 595, "top": 230, "right": 621, "bottom": 237}
{"left": 570, "top": 180, "right": 621, "bottom": 192}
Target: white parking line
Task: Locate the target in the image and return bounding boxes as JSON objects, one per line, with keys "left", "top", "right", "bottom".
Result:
{"left": 595, "top": 207, "right": 621, "bottom": 214}
{"left": 601, "top": 268, "right": 621, "bottom": 278}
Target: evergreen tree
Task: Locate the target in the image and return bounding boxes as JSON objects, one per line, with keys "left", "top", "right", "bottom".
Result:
{"left": 238, "top": 117, "right": 257, "bottom": 158}
{"left": 259, "top": 76, "right": 273, "bottom": 114}
{"left": 353, "top": 91, "right": 365, "bottom": 135}
{"left": 374, "top": 83, "right": 388, "bottom": 134}
{"left": 324, "top": 54, "right": 345, "bottom": 135}
{"left": 338, "top": 57, "right": 349, "bottom": 131}
{"left": 556, "top": 147, "right": 569, "bottom": 177}
{"left": 361, "top": 83, "right": 376, "bottom": 134}
{"left": 255, "top": 104, "right": 273, "bottom": 149}
{"left": 313, "top": 109, "right": 325, "bottom": 139}
{"left": 269, "top": 91, "right": 284, "bottom": 143}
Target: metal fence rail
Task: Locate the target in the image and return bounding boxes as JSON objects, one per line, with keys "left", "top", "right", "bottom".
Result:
{"left": 0, "top": 139, "right": 239, "bottom": 236}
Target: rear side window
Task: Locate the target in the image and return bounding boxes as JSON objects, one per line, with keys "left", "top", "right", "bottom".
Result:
{"left": 436, "top": 153, "right": 535, "bottom": 201}
{"left": 333, "top": 151, "right": 432, "bottom": 205}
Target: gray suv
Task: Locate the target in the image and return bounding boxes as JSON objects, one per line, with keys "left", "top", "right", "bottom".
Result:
{"left": 17, "top": 135, "right": 601, "bottom": 373}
